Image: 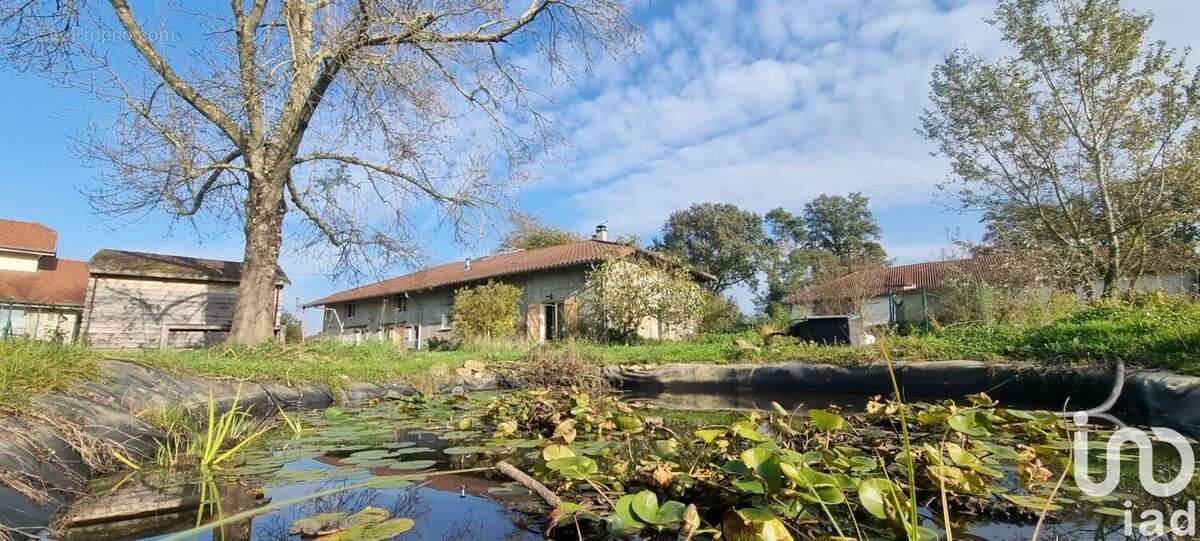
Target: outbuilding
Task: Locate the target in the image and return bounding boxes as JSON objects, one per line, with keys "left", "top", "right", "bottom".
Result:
{"left": 0, "top": 218, "right": 89, "bottom": 343}
{"left": 81, "top": 250, "right": 288, "bottom": 348}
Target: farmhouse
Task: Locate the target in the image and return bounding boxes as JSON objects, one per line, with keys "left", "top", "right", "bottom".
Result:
{"left": 0, "top": 219, "right": 89, "bottom": 342}
{"left": 787, "top": 257, "right": 1009, "bottom": 326}
{"left": 81, "top": 250, "right": 288, "bottom": 348}
{"left": 306, "top": 226, "right": 710, "bottom": 347}
{"left": 788, "top": 256, "right": 1199, "bottom": 326}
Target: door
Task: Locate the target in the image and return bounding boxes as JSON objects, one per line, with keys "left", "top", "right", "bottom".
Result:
{"left": 542, "top": 303, "right": 562, "bottom": 342}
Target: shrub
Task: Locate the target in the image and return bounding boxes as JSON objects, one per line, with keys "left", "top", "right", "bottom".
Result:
{"left": 451, "top": 280, "right": 522, "bottom": 340}
{"left": 424, "top": 336, "right": 460, "bottom": 351}
{"left": 698, "top": 291, "right": 744, "bottom": 333}
{"left": 580, "top": 256, "right": 706, "bottom": 341}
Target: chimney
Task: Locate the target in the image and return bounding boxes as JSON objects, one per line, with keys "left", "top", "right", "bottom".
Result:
{"left": 464, "top": 257, "right": 472, "bottom": 270}
{"left": 593, "top": 224, "right": 608, "bottom": 241}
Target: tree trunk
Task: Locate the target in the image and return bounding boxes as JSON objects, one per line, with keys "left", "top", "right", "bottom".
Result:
{"left": 228, "top": 167, "right": 287, "bottom": 344}
{"left": 1094, "top": 155, "right": 1121, "bottom": 299}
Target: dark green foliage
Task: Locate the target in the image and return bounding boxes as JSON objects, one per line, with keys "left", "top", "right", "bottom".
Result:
{"left": 757, "top": 198, "right": 886, "bottom": 316}
{"left": 800, "top": 193, "right": 886, "bottom": 267}
{"left": 654, "top": 202, "right": 768, "bottom": 292}
{"left": 423, "top": 337, "right": 460, "bottom": 351}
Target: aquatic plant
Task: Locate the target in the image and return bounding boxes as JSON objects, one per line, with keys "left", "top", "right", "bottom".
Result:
{"left": 145, "top": 384, "right": 275, "bottom": 470}
{"left": 91, "top": 385, "right": 1185, "bottom": 541}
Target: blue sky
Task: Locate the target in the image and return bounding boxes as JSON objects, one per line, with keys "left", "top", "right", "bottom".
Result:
{"left": 2, "top": 0, "right": 1198, "bottom": 330}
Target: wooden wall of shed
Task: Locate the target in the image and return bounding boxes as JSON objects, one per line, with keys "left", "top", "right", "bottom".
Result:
{"left": 81, "top": 275, "right": 252, "bottom": 349}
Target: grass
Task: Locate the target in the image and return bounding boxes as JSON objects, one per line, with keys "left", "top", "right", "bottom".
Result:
{"left": 116, "top": 340, "right": 525, "bottom": 391}
{"left": 1, "top": 296, "right": 1197, "bottom": 408}
{"left": 0, "top": 338, "right": 99, "bottom": 408}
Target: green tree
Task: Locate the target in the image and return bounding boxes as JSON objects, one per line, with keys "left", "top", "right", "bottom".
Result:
{"left": 654, "top": 203, "right": 767, "bottom": 292}
{"left": 581, "top": 257, "right": 705, "bottom": 341}
{"left": 921, "top": 0, "right": 1200, "bottom": 298}
{"left": 499, "top": 212, "right": 583, "bottom": 250}
{"left": 756, "top": 200, "right": 887, "bottom": 317}
{"left": 802, "top": 193, "right": 886, "bottom": 267}
{"left": 280, "top": 311, "right": 303, "bottom": 343}
{"left": 452, "top": 281, "right": 523, "bottom": 340}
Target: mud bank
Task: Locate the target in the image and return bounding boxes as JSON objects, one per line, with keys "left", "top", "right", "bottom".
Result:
{"left": 0, "top": 358, "right": 444, "bottom": 534}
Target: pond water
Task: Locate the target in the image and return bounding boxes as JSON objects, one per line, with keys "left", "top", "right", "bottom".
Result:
{"left": 62, "top": 390, "right": 1198, "bottom": 541}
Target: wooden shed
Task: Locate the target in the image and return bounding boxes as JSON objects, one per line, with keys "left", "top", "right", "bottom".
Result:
{"left": 81, "top": 250, "right": 288, "bottom": 348}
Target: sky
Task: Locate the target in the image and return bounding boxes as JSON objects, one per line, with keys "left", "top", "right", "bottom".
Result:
{"left": 2, "top": 0, "right": 1198, "bottom": 331}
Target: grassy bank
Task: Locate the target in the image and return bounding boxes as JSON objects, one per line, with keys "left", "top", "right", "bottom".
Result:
{"left": 1, "top": 296, "right": 1197, "bottom": 407}
{"left": 0, "top": 339, "right": 99, "bottom": 408}
{"left": 117, "top": 340, "right": 525, "bottom": 391}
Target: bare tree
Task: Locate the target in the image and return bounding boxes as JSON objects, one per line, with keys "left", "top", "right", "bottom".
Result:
{"left": 1, "top": 0, "right": 633, "bottom": 342}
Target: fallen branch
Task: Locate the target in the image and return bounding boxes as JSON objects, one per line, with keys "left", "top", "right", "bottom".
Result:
{"left": 497, "top": 460, "right": 561, "bottom": 508}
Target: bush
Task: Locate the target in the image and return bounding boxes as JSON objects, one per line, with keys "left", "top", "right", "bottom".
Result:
{"left": 580, "top": 257, "right": 706, "bottom": 341}
{"left": 451, "top": 280, "right": 522, "bottom": 340}
{"left": 698, "top": 291, "right": 744, "bottom": 333}
{"left": 424, "top": 336, "right": 460, "bottom": 351}
{"left": 933, "top": 284, "right": 1080, "bottom": 327}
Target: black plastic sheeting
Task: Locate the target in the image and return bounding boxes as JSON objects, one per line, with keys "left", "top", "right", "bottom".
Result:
{"left": 603, "top": 360, "right": 1200, "bottom": 438}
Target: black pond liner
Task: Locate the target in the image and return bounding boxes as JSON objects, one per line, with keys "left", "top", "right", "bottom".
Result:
{"left": 602, "top": 360, "right": 1200, "bottom": 438}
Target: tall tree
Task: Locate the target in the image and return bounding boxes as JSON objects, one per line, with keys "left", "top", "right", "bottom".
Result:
{"left": 757, "top": 207, "right": 809, "bottom": 317}
{"left": 757, "top": 202, "right": 885, "bottom": 317}
{"left": 921, "top": 0, "right": 1200, "bottom": 298}
{"left": 499, "top": 212, "right": 582, "bottom": 251}
{"left": 2, "top": 1, "right": 632, "bottom": 342}
{"left": 654, "top": 203, "right": 767, "bottom": 293}
{"left": 802, "top": 193, "right": 887, "bottom": 268}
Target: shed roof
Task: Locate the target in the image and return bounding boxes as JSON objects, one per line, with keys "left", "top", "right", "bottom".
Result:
{"left": 0, "top": 218, "right": 57, "bottom": 254}
{"left": 0, "top": 258, "right": 88, "bottom": 307}
{"left": 88, "top": 249, "right": 289, "bottom": 284}
{"left": 305, "top": 239, "right": 707, "bottom": 307}
{"left": 786, "top": 256, "right": 1006, "bottom": 304}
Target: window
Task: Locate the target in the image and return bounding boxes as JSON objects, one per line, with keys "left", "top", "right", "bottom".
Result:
{"left": 346, "top": 303, "right": 357, "bottom": 318}
{"left": 1, "top": 308, "right": 24, "bottom": 338}
{"left": 393, "top": 295, "right": 407, "bottom": 312}
{"left": 405, "top": 326, "right": 415, "bottom": 341}
{"left": 439, "top": 312, "right": 452, "bottom": 330}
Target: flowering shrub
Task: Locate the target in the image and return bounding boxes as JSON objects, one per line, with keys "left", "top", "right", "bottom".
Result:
{"left": 581, "top": 257, "right": 705, "bottom": 340}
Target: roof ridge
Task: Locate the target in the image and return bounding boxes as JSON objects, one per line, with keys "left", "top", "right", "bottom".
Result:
{"left": 305, "top": 239, "right": 639, "bottom": 307}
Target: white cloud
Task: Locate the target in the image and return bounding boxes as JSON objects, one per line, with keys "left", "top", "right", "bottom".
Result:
{"left": 531, "top": 0, "right": 1199, "bottom": 241}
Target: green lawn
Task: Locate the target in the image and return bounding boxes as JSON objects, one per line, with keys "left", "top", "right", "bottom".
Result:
{"left": 1, "top": 296, "right": 1197, "bottom": 408}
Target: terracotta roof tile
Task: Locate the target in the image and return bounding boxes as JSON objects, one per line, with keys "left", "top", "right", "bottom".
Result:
{"left": 0, "top": 258, "right": 88, "bottom": 307}
{"left": 306, "top": 240, "right": 640, "bottom": 306}
{"left": 88, "top": 249, "right": 289, "bottom": 284}
{"left": 786, "top": 256, "right": 1007, "bottom": 304}
{"left": 0, "top": 219, "right": 57, "bottom": 254}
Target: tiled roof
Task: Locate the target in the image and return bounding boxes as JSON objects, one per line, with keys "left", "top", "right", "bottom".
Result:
{"left": 306, "top": 240, "right": 645, "bottom": 307}
{"left": 786, "top": 256, "right": 1006, "bottom": 303}
{"left": 88, "top": 249, "right": 289, "bottom": 284}
{"left": 0, "top": 258, "right": 88, "bottom": 307}
{"left": 0, "top": 218, "right": 57, "bottom": 254}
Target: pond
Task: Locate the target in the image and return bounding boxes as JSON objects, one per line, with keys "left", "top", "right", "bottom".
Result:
{"left": 61, "top": 389, "right": 1199, "bottom": 541}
